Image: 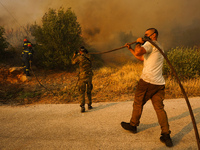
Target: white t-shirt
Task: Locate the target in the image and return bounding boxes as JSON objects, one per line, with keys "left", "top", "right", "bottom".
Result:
{"left": 140, "top": 41, "right": 165, "bottom": 85}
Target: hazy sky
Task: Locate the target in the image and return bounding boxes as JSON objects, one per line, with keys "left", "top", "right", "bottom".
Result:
{"left": 1, "top": 0, "right": 200, "bottom": 51}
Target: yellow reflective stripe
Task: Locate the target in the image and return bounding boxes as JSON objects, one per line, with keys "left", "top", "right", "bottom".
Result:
{"left": 23, "top": 50, "right": 29, "bottom": 52}
{"left": 24, "top": 43, "right": 31, "bottom": 45}
{"left": 26, "top": 69, "right": 29, "bottom": 71}
{"left": 28, "top": 53, "right": 32, "bottom": 55}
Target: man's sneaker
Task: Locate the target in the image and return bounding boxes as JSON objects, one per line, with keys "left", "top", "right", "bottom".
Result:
{"left": 81, "top": 106, "right": 85, "bottom": 113}
{"left": 121, "top": 122, "right": 137, "bottom": 133}
{"left": 88, "top": 105, "right": 93, "bottom": 110}
{"left": 160, "top": 133, "right": 173, "bottom": 147}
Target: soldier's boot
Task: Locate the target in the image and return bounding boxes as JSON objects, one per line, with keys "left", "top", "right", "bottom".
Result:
{"left": 88, "top": 105, "right": 93, "bottom": 110}
{"left": 80, "top": 105, "right": 85, "bottom": 113}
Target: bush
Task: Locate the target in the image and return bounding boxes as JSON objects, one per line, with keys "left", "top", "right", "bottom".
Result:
{"left": 0, "top": 26, "right": 9, "bottom": 60}
{"left": 30, "top": 7, "right": 84, "bottom": 70}
{"left": 163, "top": 46, "right": 200, "bottom": 79}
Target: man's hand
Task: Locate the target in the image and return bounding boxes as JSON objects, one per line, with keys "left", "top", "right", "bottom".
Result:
{"left": 124, "top": 43, "right": 132, "bottom": 49}
{"left": 136, "top": 38, "right": 144, "bottom": 44}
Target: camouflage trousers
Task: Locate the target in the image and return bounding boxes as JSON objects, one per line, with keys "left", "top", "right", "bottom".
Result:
{"left": 78, "top": 76, "right": 93, "bottom": 107}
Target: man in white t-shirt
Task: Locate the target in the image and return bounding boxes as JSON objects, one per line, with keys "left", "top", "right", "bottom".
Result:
{"left": 121, "top": 28, "right": 173, "bottom": 147}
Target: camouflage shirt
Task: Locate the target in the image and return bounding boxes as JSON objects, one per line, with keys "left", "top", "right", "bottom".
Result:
{"left": 72, "top": 53, "right": 93, "bottom": 79}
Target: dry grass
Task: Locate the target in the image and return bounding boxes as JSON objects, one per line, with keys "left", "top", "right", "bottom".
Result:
{"left": 0, "top": 62, "right": 199, "bottom": 105}
{"left": 92, "top": 62, "right": 200, "bottom": 102}
{"left": 165, "top": 77, "right": 200, "bottom": 99}
{"left": 92, "top": 62, "right": 143, "bottom": 102}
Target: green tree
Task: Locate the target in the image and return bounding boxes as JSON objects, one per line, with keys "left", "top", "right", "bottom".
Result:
{"left": 0, "top": 26, "right": 9, "bottom": 59}
{"left": 31, "top": 7, "right": 83, "bottom": 69}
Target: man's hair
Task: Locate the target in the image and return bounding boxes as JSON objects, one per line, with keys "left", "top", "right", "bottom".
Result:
{"left": 146, "top": 28, "right": 158, "bottom": 38}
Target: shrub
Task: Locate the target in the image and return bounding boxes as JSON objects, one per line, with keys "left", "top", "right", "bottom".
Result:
{"left": 0, "top": 26, "right": 9, "bottom": 60}
{"left": 163, "top": 46, "right": 200, "bottom": 79}
{"left": 30, "top": 7, "right": 83, "bottom": 70}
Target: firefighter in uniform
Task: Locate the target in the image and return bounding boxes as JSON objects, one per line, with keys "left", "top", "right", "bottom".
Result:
{"left": 23, "top": 38, "right": 31, "bottom": 50}
{"left": 72, "top": 46, "right": 93, "bottom": 113}
{"left": 21, "top": 41, "right": 33, "bottom": 76}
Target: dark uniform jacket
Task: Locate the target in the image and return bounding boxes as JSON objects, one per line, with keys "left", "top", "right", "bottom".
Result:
{"left": 23, "top": 40, "right": 32, "bottom": 50}
{"left": 21, "top": 47, "right": 33, "bottom": 61}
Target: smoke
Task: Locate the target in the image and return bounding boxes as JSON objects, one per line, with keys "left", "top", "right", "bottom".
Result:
{"left": 1, "top": 0, "right": 200, "bottom": 52}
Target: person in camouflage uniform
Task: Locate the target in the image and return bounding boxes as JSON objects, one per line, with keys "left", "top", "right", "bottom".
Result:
{"left": 72, "top": 46, "right": 93, "bottom": 113}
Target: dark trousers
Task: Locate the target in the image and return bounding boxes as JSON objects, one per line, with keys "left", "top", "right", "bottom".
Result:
{"left": 23, "top": 60, "right": 30, "bottom": 76}
{"left": 130, "top": 79, "right": 170, "bottom": 134}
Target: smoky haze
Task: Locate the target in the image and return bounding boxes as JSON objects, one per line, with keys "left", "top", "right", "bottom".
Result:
{"left": 1, "top": 0, "right": 200, "bottom": 53}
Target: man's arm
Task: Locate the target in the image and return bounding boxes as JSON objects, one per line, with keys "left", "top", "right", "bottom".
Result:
{"left": 125, "top": 37, "right": 147, "bottom": 61}
{"left": 125, "top": 43, "right": 145, "bottom": 61}
{"left": 71, "top": 53, "right": 79, "bottom": 64}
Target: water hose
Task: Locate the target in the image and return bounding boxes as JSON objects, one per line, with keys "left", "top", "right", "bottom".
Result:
{"left": 89, "top": 41, "right": 137, "bottom": 54}
{"left": 90, "top": 40, "right": 200, "bottom": 149}
{"left": 146, "top": 39, "right": 200, "bottom": 149}
{"left": 30, "top": 61, "right": 55, "bottom": 96}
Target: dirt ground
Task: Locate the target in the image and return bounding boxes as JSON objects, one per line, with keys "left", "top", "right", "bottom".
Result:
{"left": 0, "top": 65, "right": 131, "bottom": 105}
{"left": 0, "top": 65, "right": 79, "bottom": 105}
{"left": 0, "top": 64, "right": 199, "bottom": 107}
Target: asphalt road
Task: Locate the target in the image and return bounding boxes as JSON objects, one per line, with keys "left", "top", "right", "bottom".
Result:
{"left": 0, "top": 97, "right": 200, "bottom": 150}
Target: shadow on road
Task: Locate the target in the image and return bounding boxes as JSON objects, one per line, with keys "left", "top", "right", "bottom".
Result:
{"left": 139, "top": 107, "right": 200, "bottom": 149}
{"left": 89, "top": 102, "right": 118, "bottom": 112}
